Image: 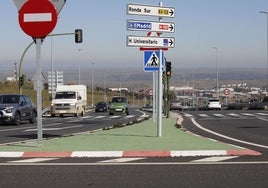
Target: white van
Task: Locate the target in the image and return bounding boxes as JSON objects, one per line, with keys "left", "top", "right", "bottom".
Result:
{"left": 206, "top": 98, "right": 221, "bottom": 110}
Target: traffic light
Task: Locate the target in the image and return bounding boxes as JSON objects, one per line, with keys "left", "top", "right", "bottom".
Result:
{"left": 166, "top": 61, "right": 172, "bottom": 77}
{"left": 19, "top": 74, "right": 25, "bottom": 87}
{"left": 162, "top": 72, "right": 166, "bottom": 85}
{"left": 75, "top": 29, "right": 83, "bottom": 43}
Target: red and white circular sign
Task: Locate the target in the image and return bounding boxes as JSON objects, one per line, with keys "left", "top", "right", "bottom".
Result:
{"left": 224, "top": 88, "right": 231, "bottom": 96}
{"left": 18, "top": 0, "right": 57, "bottom": 38}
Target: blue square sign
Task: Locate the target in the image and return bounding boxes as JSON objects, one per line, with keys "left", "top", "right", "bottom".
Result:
{"left": 144, "top": 51, "right": 165, "bottom": 72}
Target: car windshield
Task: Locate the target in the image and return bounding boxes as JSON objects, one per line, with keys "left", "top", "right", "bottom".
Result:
{"left": 112, "top": 97, "right": 127, "bottom": 103}
{"left": 97, "top": 102, "right": 106, "bottom": 106}
{"left": 0, "top": 95, "right": 19, "bottom": 104}
{"left": 55, "top": 92, "right": 76, "bottom": 99}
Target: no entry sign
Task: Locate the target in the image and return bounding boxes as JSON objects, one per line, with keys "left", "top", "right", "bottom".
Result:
{"left": 18, "top": 0, "right": 57, "bottom": 38}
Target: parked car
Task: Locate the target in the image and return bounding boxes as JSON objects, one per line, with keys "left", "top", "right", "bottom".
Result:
{"left": 109, "top": 96, "right": 129, "bottom": 115}
{"left": 95, "top": 102, "right": 108, "bottom": 112}
{"left": 206, "top": 98, "right": 221, "bottom": 110}
{"left": 0, "top": 94, "right": 36, "bottom": 125}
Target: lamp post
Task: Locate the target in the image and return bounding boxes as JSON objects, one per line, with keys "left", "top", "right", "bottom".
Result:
{"left": 91, "top": 62, "right": 95, "bottom": 108}
{"left": 260, "top": 11, "right": 268, "bottom": 93}
{"left": 212, "top": 47, "right": 219, "bottom": 97}
{"left": 78, "top": 48, "right": 83, "bottom": 84}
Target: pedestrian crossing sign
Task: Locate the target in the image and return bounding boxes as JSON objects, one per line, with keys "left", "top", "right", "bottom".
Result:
{"left": 144, "top": 51, "right": 164, "bottom": 72}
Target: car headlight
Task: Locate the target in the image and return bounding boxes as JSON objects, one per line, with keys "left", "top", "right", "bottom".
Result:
{"left": 4, "top": 107, "right": 14, "bottom": 113}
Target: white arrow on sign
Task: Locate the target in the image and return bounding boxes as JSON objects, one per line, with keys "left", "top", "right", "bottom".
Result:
{"left": 127, "top": 3, "right": 175, "bottom": 18}
{"left": 127, "top": 35, "right": 175, "bottom": 48}
{"left": 127, "top": 19, "right": 175, "bottom": 33}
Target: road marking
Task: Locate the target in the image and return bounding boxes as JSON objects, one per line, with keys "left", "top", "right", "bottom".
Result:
{"left": 191, "top": 118, "right": 268, "bottom": 149}
{"left": 256, "top": 113, "right": 268, "bottom": 116}
{"left": 257, "top": 117, "right": 268, "bottom": 122}
{"left": 213, "top": 113, "right": 225, "bottom": 117}
{"left": 191, "top": 156, "right": 239, "bottom": 163}
{"left": 124, "top": 115, "right": 135, "bottom": 119}
{"left": 183, "top": 113, "right": 193, "bottom": 118}
{"left": 8, "top": 158, "right": 58, "bottom": 163}
{"left": 98, "top": 158, "right": 145, "bottom": 163}
{"left": 199, "top": 114, "right": 208, "bottom": 117}
{"left": 227, "top": 113, "right": 241, "bottom": 117}
{"left": 241, "top": 113, "right": 255, "bottom": 116}
{"left": 93, "top": 116, "right": 106, "bottom": 119}
{"left": 1, "top": 161, "right": 268, "bottom": 166}
{"left": 109, "top": 116, "right": 121, "bottom": 119}
{"left": 24, "top": 125, "right": 83, "bottom": 132}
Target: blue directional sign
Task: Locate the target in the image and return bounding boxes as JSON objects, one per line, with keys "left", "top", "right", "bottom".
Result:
{"left": 128, "top": 21, "right": 152, "bottom": 30}
{"left": 127, "top": 19, "right": 175, "bottom": 33}
{"left": 144, "top": 51, "right": 164, "bottom": 72}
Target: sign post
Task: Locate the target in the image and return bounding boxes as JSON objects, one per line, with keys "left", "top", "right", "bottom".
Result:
{"left": 16, "top": 0, "right": 60, "bottom": 145}
{"left": 126, "top": 2, "right": 175, "bottom": 137}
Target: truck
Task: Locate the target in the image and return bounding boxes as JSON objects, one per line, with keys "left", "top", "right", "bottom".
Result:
{"left": 50, "top": 85, "right": 87, "bottom": 117}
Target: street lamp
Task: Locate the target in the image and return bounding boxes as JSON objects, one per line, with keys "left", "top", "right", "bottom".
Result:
{"left": 78, "top": 48, "right": 83, "bottom": 84}
{"left": 260, "top": 11, "right": 268, "bottom": 93}
{"left": 212, "top": 47, "right": 219, "bottom": 96}
{"left": 91, "top": 62, "right": 95, "bottom": 108}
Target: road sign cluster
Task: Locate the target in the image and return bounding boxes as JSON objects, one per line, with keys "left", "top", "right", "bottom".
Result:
{"left": 126, "top": 3, "right": 175, "bottom": 72}
{"left": 127, "top": 3, "right": 175, "bottom": 49}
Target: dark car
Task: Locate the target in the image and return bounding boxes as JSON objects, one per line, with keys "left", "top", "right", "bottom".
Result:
{"left": 95, "top": 102, "right": 108, "bottom": 112}
{"left": 0, "top": 94, "right": 36, "bottom": 125}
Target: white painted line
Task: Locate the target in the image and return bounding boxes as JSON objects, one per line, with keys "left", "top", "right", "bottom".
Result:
{"left": 71, "top": 151, "right": 123, "bottom": 158}
{"left": 227, "top": 113, "right": 240, "bottom": 117}
{"left": 24, "top": 125, "right": 83, "bottom": 132}
{"left": 9, "top": 158, "right": 58, "bottom": 163}
{"left": 109, "top": 116, "right": 120, "bottom": 119}
{"left": 191, "top": 118, "right": 268, "bottom": 149}
{"left": 213, "top": 114, "right": 225, "bottom": 117}
{"left": 124, "top": 115, "right": 135, "bottom": 118}
{"left": 191, "top": 156, "right": 238, "bottom": 162}
{"left": 256, "top": 113, "right": 268, "bottom": 116}
{"left": 93, "top": 116, "right": 106, "bottom": 119}
{"left": 24, "top": 13, "right": 52, "bottom": 22}
{"left": 171, "top": 150, "right": 227, "bottom": 157}
{"left": 258, "top": 117, "right": 268, "bottom": 122}
{"left": 81, "top": 116, "right": 93, "bottom": 119}
{"left": 0, "top": 152, "right": 24, "bottom": 158}
{"left": 183, "top": 113, "right": 193, "bottom": 117}
{"left": 241, "top": 113, "right": 254, "bottom": 116}
{"left": 98, "top": 158, "right": 144, "bottom": 163}
{"left": 199, "top": 114, "right": 208, "bottom": 117}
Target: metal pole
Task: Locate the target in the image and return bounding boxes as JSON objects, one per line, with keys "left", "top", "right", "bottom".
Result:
{"left": 157, "top": 1, "right": 163, "bottom": 137}
{"left": 153, "top": 72, "right": 156, "bottom": 122}
{"left": 212, "top": 47, "right": 218, "bottom": 97}
{"left": 91, "top": 62, "right": 94, "bottom": 107}
{"left": 36, "top": 38, "right": 43, "bottom": 145}
{"left": 78, "top": 49, "right": 83, "bottom": 85}
{"left": 260, "top": 11, "right": 268, "bottom": 93}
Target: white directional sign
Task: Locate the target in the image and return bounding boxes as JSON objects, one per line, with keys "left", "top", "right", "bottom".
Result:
{"left": 127, "top": 20, "right": 175, "bottom": 33}
{"left": 127, "top": 35, "right": 175, "bottom": 48}
{"left": 127, "top": 4, "right": 175, "bottom": 18}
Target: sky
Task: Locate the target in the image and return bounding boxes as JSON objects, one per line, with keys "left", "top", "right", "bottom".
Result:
{"left": 1, "top": 0, "right": 268, "bottom": 75}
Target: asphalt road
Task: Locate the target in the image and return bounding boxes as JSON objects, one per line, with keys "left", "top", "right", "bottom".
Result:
{"left": 0, "top": 158, "right": 267, "bottom": 188}
{"left": 0, "top": 107, "right": 146, "bottom": 145}
{"left": 0, "top": 109, "right": 268, "bottom": 187}
{"left": 180, "top": 110, "right": 268, "bottom": 155}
